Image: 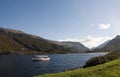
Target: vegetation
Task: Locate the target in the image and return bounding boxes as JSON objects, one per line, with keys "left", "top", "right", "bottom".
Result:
{"left": 60, "top": 42, "right": 89, "bottom": 53}
{"left": 35, "top": 59, "right": 120, "bottom": 77}
{"left": 88, "top": 48, "right": 112, "bottom": 52}
{"left": 35, "top": 50, "right": 120, "bottom": 77}
{"left": 84, "top": 51, "right": 120, "bottom": 67}
{"left": 0, "top": 28, "right": 73, "bottom": 54}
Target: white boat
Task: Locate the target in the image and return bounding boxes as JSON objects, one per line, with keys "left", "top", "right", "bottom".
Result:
{"left": 32, "top": 55, "right": 50, "bottom": 61}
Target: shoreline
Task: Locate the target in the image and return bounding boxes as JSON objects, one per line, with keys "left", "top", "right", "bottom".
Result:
{"left": 34, "top": 59, "right": 120, "bottom": 77}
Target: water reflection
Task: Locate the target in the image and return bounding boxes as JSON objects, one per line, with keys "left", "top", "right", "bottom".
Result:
{"left": 0, "top": 53, "right": 107, "bottom": 77}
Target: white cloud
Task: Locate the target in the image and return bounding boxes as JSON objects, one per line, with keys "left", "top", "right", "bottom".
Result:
{"left": 58, "top": 35, "right": 113, "bottom": 48}
{"left": 98, "top": 24, "right": 111, "bottom": 29}
{"left": 58, "top": 38, "right": 80, "bottom": 42}
{"left": 80, "top": 35, "right": 113, "bottom": 48}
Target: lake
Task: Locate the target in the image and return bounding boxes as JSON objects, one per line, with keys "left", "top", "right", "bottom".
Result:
{"left": 0, "top": 53, "right": 107, "bottom": 77}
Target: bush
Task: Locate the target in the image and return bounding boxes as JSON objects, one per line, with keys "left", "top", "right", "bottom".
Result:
{"left": 84, "top": 51, "right": 120, "bottom": 67}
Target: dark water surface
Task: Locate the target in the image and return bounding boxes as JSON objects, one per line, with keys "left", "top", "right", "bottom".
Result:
{"left": 0, "top": 53, "right": 107, "bottom": 77}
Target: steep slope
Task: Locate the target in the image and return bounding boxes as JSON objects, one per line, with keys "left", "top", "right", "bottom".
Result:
{"left": 60, "top": 42, "right": 89, "bottom": 52}
{"left": 91, "top": 40, "right": 110, "bottom": 51}
{"left": 0, "top": 28, "right": 70, "bottom": 54}
{"left": 97, "top": 40, "right": 110, "bottom": 49}
{"left": 51, "top": 41, "right": 89, "bottom": 52}
{"left": 103, "top": 35, "right": 120, "bottom": 51}
{"left": 91, "top": 35, "right": 120, "bottom": 52}
{"left": 0, "top": 34, "right": 25, "bottom": 54}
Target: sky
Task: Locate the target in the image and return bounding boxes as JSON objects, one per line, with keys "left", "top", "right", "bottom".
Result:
{"left": 0, "top": 0, "right": 120, "bottom": 48}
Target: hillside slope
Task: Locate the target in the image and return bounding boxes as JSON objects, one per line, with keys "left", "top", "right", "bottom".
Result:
{"left": 103, "top": 35, "right": 120, "bottom": 51}
{"left": 52, "top": 41, "right": 89, "bottom": 53}
{"left": 0, "top": 28, "right": 88, "bottom": 54}
{"left": 91, "top": 35, "right": 120, "bottom": 52}
{"left": 60, "top": 42, "right": 89, "bottom": 52}
{"left": 96, "top": 40, "right": 110, "bottom": 49}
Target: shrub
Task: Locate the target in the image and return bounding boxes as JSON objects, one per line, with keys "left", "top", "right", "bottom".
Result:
{"left": 84, "top": 51, "right": 120, "bottom": 67}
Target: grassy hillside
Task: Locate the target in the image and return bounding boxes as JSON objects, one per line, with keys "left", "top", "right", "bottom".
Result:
{"left": 0, "top": 28, "right": 71, "bottom": 54}
{"left": 0, "top": 34, "right": 24, "bottom": 54}
{"left": 0, "top": 34, "right": 41, "bottom": 54}
{"left": 8, "top": 32, "right": 67, "bottom": 54}
{"left": 0, "top": 28, "right": 89, "bottom": 54}
{"left": 35, "top": 59, "right": 120, "bottom": 77}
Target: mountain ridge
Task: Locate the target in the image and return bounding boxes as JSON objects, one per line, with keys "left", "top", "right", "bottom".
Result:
{"left": 0, "top": 27, "right": 89, "bottom": 54}
{"left": 91, "top": 35, "right": 120, "bottom": 52}
{"left": 51, "top": 41, "right": 89, "bottom": 53}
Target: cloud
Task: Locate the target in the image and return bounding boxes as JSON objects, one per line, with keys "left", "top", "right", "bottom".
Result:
{"left": 58, "top": 38, "right": 81, "bottom": 42}
{"left": 98, "top": 24, "right": 111, "bottom": 29}
{"left": 58, "top": 35, "right": 113, "bottom": 48}
{"left": 80, "top": 35, "right": 113, "bottom": 48}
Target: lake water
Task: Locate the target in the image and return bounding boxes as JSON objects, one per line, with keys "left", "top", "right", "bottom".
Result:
{"left": 0, "top": 53, "right": 107, "bottom": 77}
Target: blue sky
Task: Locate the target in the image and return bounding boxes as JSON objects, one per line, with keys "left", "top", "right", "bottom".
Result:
{"left": 0, "top": 0, "right": 120, "bottom": 48}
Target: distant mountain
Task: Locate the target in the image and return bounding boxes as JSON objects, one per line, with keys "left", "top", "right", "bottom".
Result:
{"left": 60, "top": 42, "right": 89, "bottom": 53}
{"left": 51, "top": 41, "right": 89, "bottom": 53}
{"left": 92, "top": 40, "right": 111, "bottom": 50}
{"left": 102, "top": 35, "right": 120, "bottom": 51}
{"left": 91, "top": 35, "right": 120, "bottom": 52}
{"left": 0, "top": 28, "right": 88, "bottom": 54}
{"left": 97, "top": 40, "right": 110, "bottom": 49}
{"left": 0, "top": 28, "right": 69, "bottom": 54}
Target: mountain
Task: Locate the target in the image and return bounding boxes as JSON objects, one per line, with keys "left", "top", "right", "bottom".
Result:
{"left": 97, "top": 40, "right": 110, "bottom": 49}
{"left": 59, "top": 42, "right": 89, "bottom": 53}
{"left": 0, "top": 28, "right": 68, "bottom": 54}
{"left": 102, "top": 35, "right": 120, "bottom": 51}
{"left": 91, "top": 35, "right": 120, "bottom": 52}
{"left": 90, "top": 40, "right": 110, "bottom": 51}
{"left": 51, "top": 41, "right": 89, "bottom": 53}
{"left": 90, "top": 40, "right": 111, "bottom": 51}
{"left": 0, "top": 28, "right": 88, "bottom": 54}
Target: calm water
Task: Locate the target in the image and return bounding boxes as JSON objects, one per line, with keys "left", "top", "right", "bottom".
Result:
{"left": 0, "top": 53, "right": 107, "bottom": 77}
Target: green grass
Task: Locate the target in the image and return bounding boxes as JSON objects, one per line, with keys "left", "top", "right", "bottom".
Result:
{"left": 35, "top": 59, "right": 120, "bottom": 77}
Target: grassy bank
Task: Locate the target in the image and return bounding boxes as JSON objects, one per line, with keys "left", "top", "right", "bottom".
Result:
{"left": 35, "top": 59, "right": 120, "bottom": 77}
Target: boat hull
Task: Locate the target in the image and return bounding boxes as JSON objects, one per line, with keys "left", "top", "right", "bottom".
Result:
{"left": 32, "top": 57, "right": 50, "bottom": 61}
